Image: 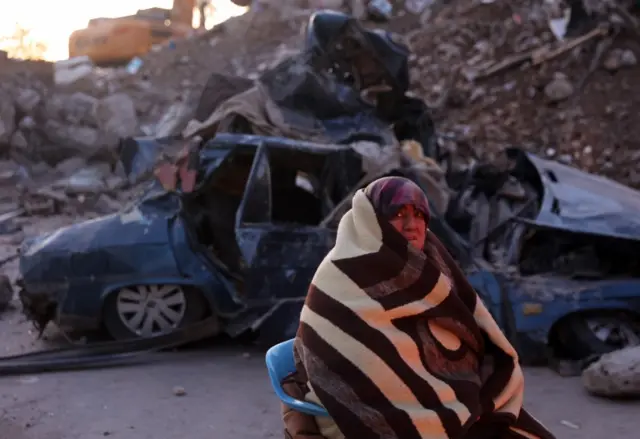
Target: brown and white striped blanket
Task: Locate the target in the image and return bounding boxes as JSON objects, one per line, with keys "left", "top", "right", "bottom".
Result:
{"left": 292, "top": 189, "right": 555, "bottom": 439}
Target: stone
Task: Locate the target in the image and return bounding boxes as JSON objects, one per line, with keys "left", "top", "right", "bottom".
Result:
{"left": 620, "top": 49, "right": 638, "bottom": 67}
{"left": 582, "top": 346, "right": 640, "bottom": 398}
{"left": 55, "top": 157, "right": 88, "bottom": 175}
{"left": 94, "top": 93, "right": 139, "bottom": 139}
{"left": 0, "top": 90, "right": 16, "bottom": 144}
{"left": 46, "top": 92, "right": 98, "bottom": 126}
{"left": 10, "top": 130, "right": 28, "bottom": 150}
{"left": 53, "top": 166, "right": 108, "bottom": 195}
{"left": 172, "top": 386, "right": 186, "bottom": 396}
{"left": 544, "top": 76, "right": 573, "bottom": 102}
{"left": 54, "top": 56, "right": 94, "bottom": 86}
{"left": 14, "top": 89, "right": 42, "bottom": 114}
{"left": 154, "top": 102, "right": 192, "bottom": 137}
{"left": 44, "top": 120, "right": 100, "bottom": 152}
{"left": 604, "top": 49, "right": 638, "bottom": 71}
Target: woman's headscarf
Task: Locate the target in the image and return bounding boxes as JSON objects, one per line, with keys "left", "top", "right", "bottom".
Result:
{"left": 291, "top": 176, "right": 555, "bottom": 439}
{"left": 364, "top": 176, "right": 430, "bottom": 223}
{"left": 364, "top": 176, "right": 453, "bottom": 279}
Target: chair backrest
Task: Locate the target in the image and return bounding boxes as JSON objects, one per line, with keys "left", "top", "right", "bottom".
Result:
{"left": 265, "top": 338, "right": 329, "bottom": 417}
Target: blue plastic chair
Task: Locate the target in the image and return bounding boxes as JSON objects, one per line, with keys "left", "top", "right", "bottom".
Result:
{"left": 265, "top": 338, "right": 329, "bottom": 417}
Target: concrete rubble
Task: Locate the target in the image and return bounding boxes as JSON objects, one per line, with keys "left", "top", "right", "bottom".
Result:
{"left": 582, "top": 346, "right": 640, "bottom": 398}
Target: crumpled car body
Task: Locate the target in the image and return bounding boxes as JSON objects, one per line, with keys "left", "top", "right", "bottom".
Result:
{"left": 17, "top": 134, "right": 640, "bottom": 363}
{"left": 18, "top": 134, "right": 365, "bottom": 341}
{"left": 458, "top": 148, "right": 640, "bottom": 363}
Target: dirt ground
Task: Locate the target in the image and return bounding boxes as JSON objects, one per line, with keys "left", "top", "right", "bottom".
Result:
{"left": 0, "top": 308, "right": 636, "bottom": 439}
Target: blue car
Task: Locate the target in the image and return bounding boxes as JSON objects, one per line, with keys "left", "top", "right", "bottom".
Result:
{"left": 17, "top": 133, "right": 640, "bottom": 364}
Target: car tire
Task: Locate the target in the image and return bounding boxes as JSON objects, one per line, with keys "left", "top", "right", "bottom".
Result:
{"left": 554, "top": 313, "right": 640, "bottom": 360}
{"left": 102, "top": 284, "right": 209, "bottom": 340}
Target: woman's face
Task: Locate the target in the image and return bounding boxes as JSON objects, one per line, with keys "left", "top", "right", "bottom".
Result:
{"left": 388, "top": 204, "right": 426, "bottom": 250}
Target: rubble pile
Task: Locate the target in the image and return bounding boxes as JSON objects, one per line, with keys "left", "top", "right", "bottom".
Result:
{"left": 132, "top": 0, "right": 640, "bottom": 188}
{"left": 0, "top": 62, "right": 158, "bottom": 222}
{"left": 0, "top": 0, "right": 639, "bottom": 219}
{"left": 402, "top": 0, "right": 640, "bottom": 186}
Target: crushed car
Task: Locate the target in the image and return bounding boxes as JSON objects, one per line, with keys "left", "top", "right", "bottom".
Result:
{"left": 17, "top": 132, "right": 640, "bottom": 365}
{"left": 15, "top": 10, "right": 640, "bottom": 367}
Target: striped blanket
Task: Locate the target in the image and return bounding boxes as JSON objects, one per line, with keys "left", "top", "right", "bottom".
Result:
{"left": 293, "top": 189, "right": 554, "bottom": 439}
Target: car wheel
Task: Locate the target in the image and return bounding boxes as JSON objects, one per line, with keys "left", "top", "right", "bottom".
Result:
{"left": 554, "top": 313, "right": 640, "bottom": 360}
{"left": 103, "top": 284, "right": 207, "bottom": 340}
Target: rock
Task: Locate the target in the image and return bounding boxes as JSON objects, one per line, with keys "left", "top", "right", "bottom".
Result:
{"left": 582, "top": 346, "right": 640, "bottom": 398}
{"left": 10, "top": 131, "right": 28, "bottom": 150}
{"left": 94, "top": 93, "right": 139, "bottom": 139}
{"left": 46, "top": 92, "right": 98, "bottom": 126}
{"left": 14, "top": 89, "right": 42, "bottom": 114}
{"left": 0, "top": 274, "right": 13, "bottom": 310}
{"left": 154, "top": 102, "right": 192, "bottom": 137}
{"left": 54, "top": 56, "right": 94, "bottom": 86}
{"left": 544, "top": 75, "right": 573, "bottom": 102}
{"left": 19, "top": 116, "right": 36, "bottom": 130}
{"left": 55, "top": 157, "right": 88, "bottom": 175}
{"left": 0, "top": 91, "right": 16, "bottom": 144}
{"left": 604, "top": 49, "right": 638, "bottom": 71}
{"left": 172, "top": 386, "right": 186, "bottom": 396}
{"left": 44, "top": 120, "right": 100, "bottom": 152}
{"left": 53, "top": 166, "right": 108, "bottom": 195}
{"left": 620, "top": 49, "right": 638, "bottom": 67}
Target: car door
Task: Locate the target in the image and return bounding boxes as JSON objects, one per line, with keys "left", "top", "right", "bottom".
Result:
{"left": 235, "top": 143, "right": 336, "bottom": 303}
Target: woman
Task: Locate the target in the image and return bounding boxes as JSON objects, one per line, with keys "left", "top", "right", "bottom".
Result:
{"left": 283, "top": 176, "right": 555, "bottom": 439}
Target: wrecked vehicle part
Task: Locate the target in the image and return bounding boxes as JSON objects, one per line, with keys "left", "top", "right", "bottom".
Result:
{"left": 519, "top": 150, "right": 640, "bottom": 241}
{"left": 19, "top": 180, "right": 239, "bottom": 339}
{"left": 258, "top": 54, "right": 397, "bottom": 146}
{"left": 497, "top": 274, "right": 640, "bottom": 365}
{"left": 301, "top": 10, "right": 436, "bottom": 154}
{"left": 442, "top": 146, "right": 640, "bottom": 365}
{"left": 305, "top": 10, "right": 410, "bottom": 94}
{"left": 21, "top": 132, "right": 640, "bottom": 367}
{"left": 18, "top": 134, "right": 371, "bottom": 344}
{"left": 117, "top": 135, "right": 174, "bottom": 184}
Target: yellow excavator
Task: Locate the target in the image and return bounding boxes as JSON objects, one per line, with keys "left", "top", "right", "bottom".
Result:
{"left": 68, "top": 0, "right": 252, "bottom": 66}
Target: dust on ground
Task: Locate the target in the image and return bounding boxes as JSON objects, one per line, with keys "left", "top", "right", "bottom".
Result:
{"left": 0, "top": 329, "right": 637, "bottom": 439}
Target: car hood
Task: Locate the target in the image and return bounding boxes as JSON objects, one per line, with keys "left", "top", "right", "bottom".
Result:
{"left": 524, "top": 152, "right": 640, "bottom": 241}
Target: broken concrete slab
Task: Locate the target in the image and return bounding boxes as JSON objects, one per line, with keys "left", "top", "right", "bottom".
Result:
{"left": 44, "top": 120, "right": 101, "bottom": 154}
{"left": 95, "top": 93, "right": 139, "bottom": 139}
{"left": 14, "top": 88, "right": 42, "bottom": 114}
{"left": 54, "top": 56, "right": 94, "bottom": 86}
{"left": 582, "top": 346, "right": 640, "bottom": 398}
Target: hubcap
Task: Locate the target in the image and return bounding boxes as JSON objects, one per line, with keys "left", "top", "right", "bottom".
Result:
{"left": 116, "top": 284, "right": 187, "bottom": 337}
{"left": 586, "top": 316, "right": 640, "bottom": 349}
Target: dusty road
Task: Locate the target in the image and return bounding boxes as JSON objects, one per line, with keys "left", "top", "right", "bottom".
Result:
{"left": 0, "top": 308, "right": 637, "bottom": 439}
